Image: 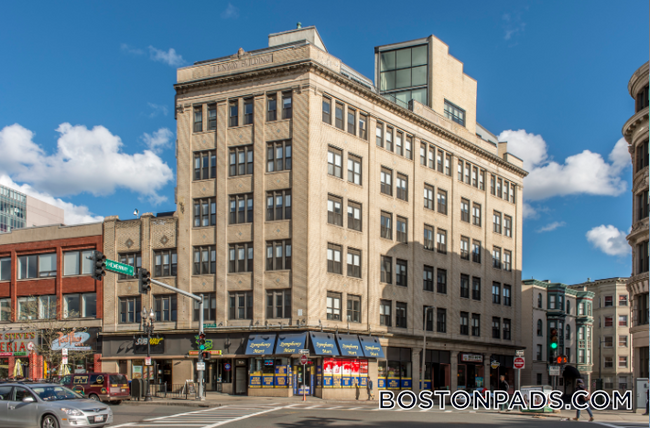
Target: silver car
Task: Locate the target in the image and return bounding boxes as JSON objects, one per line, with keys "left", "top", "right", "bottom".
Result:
{"left": 0, "top": 382, "right": 113, "bottom": 428}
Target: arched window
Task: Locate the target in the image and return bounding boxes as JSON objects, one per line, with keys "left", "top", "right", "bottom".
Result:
{"left": 566, "top": 324, "right": 571, "bottom": 340}
{"left": 566, "top": 300, "right": 571, "bottom": 314}
{"left": 537, "top": 293, "right": 543, "bottom": 308}
{"left": 537, "top": 319, "right": 543, "bottom": 336}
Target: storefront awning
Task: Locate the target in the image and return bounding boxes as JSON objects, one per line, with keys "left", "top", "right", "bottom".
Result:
{"left": 274, "top": 332, "right": 307, "bottom": 354}
{"left": 245, "top": 333, "right": 277, "bottom": 356}
{"left": 358, "top": 335, "right": 385, "bottom": 359}
{"left": 336, "top": 334, "right": 363, "bottom": 357}
{"left": 309, "top": 332, "right": 340, "bottom": 356}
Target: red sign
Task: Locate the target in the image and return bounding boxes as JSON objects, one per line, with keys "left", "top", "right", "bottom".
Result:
{"left": 300, "top": 355, "right": 308, "bottom": 365}
{"left": 514, "top": 357, "right": 525, "bottom": 369}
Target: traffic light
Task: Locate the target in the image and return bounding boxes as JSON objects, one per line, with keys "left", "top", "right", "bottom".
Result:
{"left": 556, "top": 355, "right": 568, "bottom": 364}
{"left": 138, "top": 268, "right": 151, "bottom": 294}
{"left": 202, "top": 351, "right": 211, "bottom": 361}
{"left": 198, "top": 333, "right": 206, "bottom": 351}
{"left": 550, "top": 328, "right": 559, "bottom": 355}
{"left": 91, "top": 250, "right": 106, "bottom": 281}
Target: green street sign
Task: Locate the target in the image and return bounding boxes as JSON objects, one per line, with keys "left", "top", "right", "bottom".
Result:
{"left": 105, "top": 259, "right": 135, "bottom": 277}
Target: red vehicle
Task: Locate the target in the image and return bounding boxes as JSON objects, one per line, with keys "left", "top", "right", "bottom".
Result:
{"left": 61, "top": 372, "right": 130, "bottom": 403}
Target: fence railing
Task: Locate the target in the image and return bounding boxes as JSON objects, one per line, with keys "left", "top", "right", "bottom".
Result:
{"left": 151, "top": 382, "right": 206, "bottom": 399}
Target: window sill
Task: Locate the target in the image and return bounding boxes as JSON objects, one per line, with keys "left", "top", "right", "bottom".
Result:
{"left": 193, "top": 178, "right": 216, "bottom": 183}
{"left": 227, "top": 174, "right": 253, "bottom": 179}
{"left": 264, "top": 170, "right": 291, "bottom": 175}
{"left": 193, "top": 225, "right": 216, "bottom": 229}
{"left": 266, "top": 269, "right": 291, "bottom": 273}
{"left": 63, "top": 274, "right": 94, "bottom": 279}
{"left": 228, "top": 123, "right": 254, "bottom": 130}
{"left": 16, "top": 277, "right": 57, "bottom": 282}
{"left": 192, "top": 130, "right": 216, "bottom": 136}
{"left": 153, "top": 276, "right": 177, "bottom": 280}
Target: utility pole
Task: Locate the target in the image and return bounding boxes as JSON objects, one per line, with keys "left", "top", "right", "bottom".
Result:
{"left": 420, "top": 306, "right": 432, "bottom": 393}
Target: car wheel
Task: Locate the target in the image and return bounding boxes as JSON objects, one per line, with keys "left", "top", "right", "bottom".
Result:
{"left": 42, "top": 414, "right": 59, "bottom": 428}
{"left": 89, "top": 393, "right": 100, "bottom": 401}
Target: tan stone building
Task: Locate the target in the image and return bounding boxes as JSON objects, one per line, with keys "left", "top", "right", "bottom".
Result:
{"left": 623, "top": 61, "right": 649, "bottom": 382}
{"left": 102, "top": 26, "right": 526, "bottom": 398}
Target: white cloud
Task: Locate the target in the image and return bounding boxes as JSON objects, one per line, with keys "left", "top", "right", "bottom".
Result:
{"left": 523, "top": 202, "right": 537, "bottom": 219}
{"left": 586, "top": 225, "right": 630, "bottom": 256}
{"left": 120, "top": 43, "right": 144, "bottom": 56}
{"left": 536, "top": 221, "right": 565, "bottom": 233}
{"left": 498, "top": 129, "right": 630, "bottom": 201}
{"left": 148, "top": 46, "right": 185, "bottom": 67}
{"left": 502, "top": 11, "right": 526, "bottom": 41}
{"left": 221, "top": 3, "right": 239, "bottom": 19}
{"left": 0, "top": 123, "right": 174, "bottom": 205}
{"left": 141, "top": 128, "right": 174, "bottom": 154}
{"left": 608, "top": 137, "right": 631, "bottom": 173}
{"left": 0, "top": 175, "right": 103, "bottom": 225}
{"left": 147, "top": 102, "right": 168, "bottom": 118}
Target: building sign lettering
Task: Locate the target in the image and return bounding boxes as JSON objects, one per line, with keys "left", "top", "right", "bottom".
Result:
{"left": 0, "top": 331, "right": 38, "bottom": 356}
{"left": 210, "top": 54, "right": 273, "bottom": 74}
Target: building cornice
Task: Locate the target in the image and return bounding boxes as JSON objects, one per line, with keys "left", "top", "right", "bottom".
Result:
{"left": 622, "top": 107, "right": 649, "bottom": 142}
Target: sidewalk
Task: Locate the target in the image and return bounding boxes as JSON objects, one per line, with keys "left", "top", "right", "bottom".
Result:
{"left": 123, "top": 392, "right": 375, "bottom": 407}
{"left": 500, "top": 408, "right": 649, "bottom": 423}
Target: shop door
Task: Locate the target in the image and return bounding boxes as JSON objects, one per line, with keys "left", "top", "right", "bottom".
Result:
{"left": 295, "top": 364, "right": 313, "bottom": 396}
{"left": 235, "top": 366, "right": 247, "bottom": 395}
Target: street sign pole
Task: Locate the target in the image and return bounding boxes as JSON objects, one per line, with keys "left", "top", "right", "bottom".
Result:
{"left": 300, "top": 354, "right": 308, "bottom": 401}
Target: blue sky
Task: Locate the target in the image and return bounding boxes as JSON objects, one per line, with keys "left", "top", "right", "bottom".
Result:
{"left": 0, "top": 1, "right": 647, "bottom": 284}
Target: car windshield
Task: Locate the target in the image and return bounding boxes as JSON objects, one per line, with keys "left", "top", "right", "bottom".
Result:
{"left": 111, "top": 374, "right": 128, "bottom": 384}
{"left": 31, "top": 386, "right": 82, "bottom": 401}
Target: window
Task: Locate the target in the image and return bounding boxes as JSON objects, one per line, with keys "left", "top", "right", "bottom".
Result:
{"left": 347, "top": 108, "right": 356, "bottom": 135}
{"left": 423, "top": 265, "right": 434, "bottom": 291}
{"left": 479, "top": 170, "right": 485, "bottom": 190}
{"left": 437, "top": 308, "right": 446, "bottom": 333}
{"left": 396, "top": 259, "right": 407, "bottom": 287}
{"left": 497, "top": 178, "right": 503, "bottom": 198}
{"left": 493, "top": 211, "right": 502, "bottom": 233}
{"left": 266, "top": 190, "right": 292, "bottom": 221}
{"left": 424, "top": 224, "right": 434, "bottom": 250}
{"left": 154, "top": 249, "right": 177, "bottom": 277}
{"left": 472, "top": 240, "right": 481, "bottom": 263}
{"left": 380, "top": 167, "right": 392, "bottom": 196}
{"left": 537, "top": 319, "right": 543, "bottom": 336}
{"left": 566, "top": 348, "right": 571, "bottom": 362}
{"left": 619, "top": 295, "right": 628, "bottom": 306}
{"left": 472, "top": 203, "right": 481, "bottom": 226}
{"left": 460, "top": 237, "right": 469, "bottom": 260}
{"left": 267, "top": 290, "right": 291, "bottom": 319}
{"left": 118, "top": 253, "right": 141, "bottom": 280}
{"left": 492, "top": 317, "right": 501, "bottom": 339}
{"left": 460, "top": 274, "right": 469, "bottom": 298}
{"left": 194, "top": 198, "right": 216, "bottom": 227}
{"left": 437, "top": 149, "right": 444, "bottom": 172}
{"left": 228, "top": 243, "right": 253, "bottom": 273}
{"left": 437, "top": 189, "right": 447, "bottom": 214}
{"left": 472, "top": 166, "right": 478, "bottom": 187}
{"left": 566, "top": 324, "right": 571, "bottom": 340}
{"left": 604, "top": 336, "right": 613, "bottom": 348}
{"left": 385, "top": 127, "right": 393, "bottom": 151}
{"left": 604, "top": 316, "right": 613, "bottom": 327}
{"left": 457, "top": 161, "right": 463, "bottom": 181}
{"left": 396, "top": 216, "right": 408, "bottom": 243}
{"left": 492, "top": 282, "right": 501, "bottom": 304}
{"left": 619, "top": 376, "right": 628, "bottom": 391}
{"left": 619, "top": 356, "right": 628, "bottom": 368}
{"left": 619, "top": 315, "right": 628, "bottom": 327}
{"left": 119, "top": 296, "right": 141, "bottom": 324}
{"left": 327, "top": 244, "right": 342, "bottom": 274}
{"left": 380, "top": 300, "right": 392, "bottom": 326}
{"left": 503, "top": 251, "right": 512, "bottom": 272}
{"left": 604, "top": 356, "right": 613, "bottom": 368}
{"left": 229, "top": 100, "right": 238, "bottom": 127}
{"left": 359, "top": 114, "right": 368, "bottom": 140}
{"left": 637, "top": 190, "right": 649, "bottom": 220}
{"left": 194, "top": 150, "right": 217, "bottom": 181}
{"left": 348, "top": 155, "right": 362, "bottom": 185}
{"left": 229, "top": 193, "right": 254, "bottom": 224}
{"left": 347, "top": 295, "right": 361, "bottom": 323}
{"left": 604, "top": 296, "right": 613, "bottom": 307}
{"left": 395, "top": 131, "right": 403, "bottom": 156}
{"left": 63, "top": 250, "right": 94, "bottom": 276}
{"left": 424, "top": 184, "right": 434, "bottom": 210}
{"left": 229, "top": 291, "right": 253, "bottom": 320}
{"left": 376, "top": 122, "right": 384, "bottom": 147}
{"left": 229, "top": 145, "right": 253, "bottom": 176}
{"left": 437, "top": 269, "right": 447, "bottom": 294}
{"left": 460, "top": 312, "right": 469, "bottom": 335}
{"left": 380, "top": 211, "right": 393, "bottom": 239}
{"left": 347, "top": 248, "right": 362, "bottom": 278}
{"left": 267, "top": 141, "right": 292, "bottom": 172}
{"left": 504, "top": 215, "right": 512, "bottom": 237}
{"left": 154, "top": 295, "right": 177, "bottom": 322}
{"left": 0, "top": 257, "right": 9, "bottom": 281}
{"left": 503, "top": 285, "right": 512, "bottom": 306}
{"left": 460, "top": 198, "right": 469, "bottom": 222}
{"left": 396, "top": 302, "right": 407, "bottom": 328}
{"left": 436, "top": 229, "right": 447, "bottom": 253}
{"left": 536, "top": 345, "right": 543, "bottom": 361}
{"left": 503, "top": 319, "right": 511, "bottom": 340}
{"left": 566, "top": 300, "right": 571, "bottom": 314}
{"left": 472, "top": 314, "right": 480, "bottom": 336}
{"left": 243, "top": 98, "right": 254, "bottom": 125}
{"left": 619, "top": 335, "right": 628, "bottom": 347}
{"left": 267, "top": 95, "right": 277, "bottom": 121}
{"left": 327, "top": 195, "right": 343, "bottom": 226}
{"left": 266, "top": 240, "right": 292, "bottom": 271}
{"left": 381, "top": 256, "right": 392, "bottom": 284}
{"left": 37, "top": 295, "right": 56, "bottom": 319}
{"left": 464, "top": 162, "right": 471, "bottom": 184}
{"left": 328, "top": 147, "right": 343, "bottom": 178}
{"left": 492, "top": 247, "right": 501, "bottom": 269}
{"left": 18, "top": 253, "right": 56, "bottom": 279}
{"left": 538, "top": 294, "right": 543, "bottom": 308}
{"left": 396, "top": 174, "right": 408, "bottom": 201}
{"left": 193, "top": 106, "right": 203, "bottom": 132}
{"left": 405, "top": 135, "right": 413, "bottom": 160}
{"left": 347, "top": 201, "right": 362, "bottom": 231}
{"left": 282, "top": 92, "right": 292, "bottom": 119}
{"left": 420, "top": 143, "right": 427, "bottom": 166}
{"left": 638, "top": 240, "right": 649, "bottom": 274}
{"left": 490, "top": 175, "right": 496, "bottom": 195}
{"left": 194, "top": 294, "right": 216, "bottom": 321}
{"left": 0, "top": 298, "right": 10, "bottom": 321}
{"left": 423, "top": 306, "right": 434, "bottom": 331}
{"left": 472, "top": 277, "right": 481, "bottom": 300}
{"left": 444, "top": 100, "right": 465, "bottom": 126}
{"left": 194, "top": 246, "right": 216, "bottom": 275}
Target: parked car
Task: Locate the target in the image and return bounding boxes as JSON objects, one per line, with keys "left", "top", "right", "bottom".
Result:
{"left": 0, "top": 382, "right": 113, "bottom": 428}
{"left": 60, "top": 373, "right": 130, "bottom": 404}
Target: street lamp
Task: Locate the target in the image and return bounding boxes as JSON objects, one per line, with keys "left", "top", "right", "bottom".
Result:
{"left": 141, "top": 307, "right": 155, "bottom": 402}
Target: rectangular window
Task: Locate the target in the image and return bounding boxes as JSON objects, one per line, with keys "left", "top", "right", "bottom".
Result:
{"left": 0, "top": 298, "right": 10, "bottom": 321}
{"left": 424, "top": 224, "right": 434, "bottom": 250}
{"left": 38, "top": 295, "right": 57, "bottom": 319}
{"left": 118, "top": 253, "right": 141, "bottom": 280}
{"left": 420, "top": 143, "right": 427, "bottom": 165}
{"left": 229, "top": 145, "right": 253, "bottom": 177}
{"left": 395, "top": 259, "right": 407, "bottom": 287}
{"left": 472, "top": 277, "right": 481, "bottom": 300}
{"left": 457, "top": 160, "right": 463, "bottom": 181}
{"left": 347, "top": 108, "right": 356, "bottom": 135}
{"left": 327, "top": 243, "right": 342, "bottom": 274}
{"left": 380, "top": 211, "right": 393, "bottom": 240}
{"left": 328, "top": 147, "right": 343, "bottom": 178}
{"left": 347, "top": 248, "right": 362, "bottom": 278}
{"left": 503, "top": 181, "right": 509, "bottom": 201}
{"left": 460, "top": 198, "right": 470, "bottom": 222}
{"left": 17, "top": 297, "right": 37, "bottom": 320}
{"left": 460, "top": 236, "right": 469, "bottom": 260}
{"left": 492, "top": 282, "right": 501, "bottom": 304}
{"left": 17, "top": 255, "right": 37, "bottom": 279}
{"left": 472, "top": 203, "right": 481, "bottom": 226}
{"left": 194, "top": 197, "right": 216, "bottom": 227}
{"left": 619, "top": 295, "right": 628, "bottom": 306}
{"left": 493, "top": 211, "right": 502, "bottom": 233}
{"left": 119, "top": 296, "right": 141, "bottom": 324}
{"left": 266, "top": 240, "right": 292, "bottom": 271}
{"left": 0, "top": 257, "right": 10, "bottom": 282}
{"left": 335, "top": 102, "right": 344, "bottom": 130}
{"left": 376, "top": 122, "right": 384, "bottom": 147}
{"left": 424, "top": 184, "right": 434, "bottom": 210}
{"left": 604, "top": 356, "right": 613, "bottom": 368}
{"left": 396, "top": 173, "right": 408, "bottom": 201}
{"left": 460, "top": 274, "right": 470, "bottom": 298}
{"left": 381, "top": 256, "right": 392, "bottom": 284}
{"left": 445, "top": 153, "right": 451, "bottom": 176}
{"left": 444, "top": 100, "right": 465, "bottom": 126}
{"left": 503, "top": 250, "right": 512, "bottom": 272}
{"left": 194, "top": 246, "right": 216, "bottom": 275}
{"left": 347, "top": 201, "right": 362, "bottom": 231}
{"left": 396, "top": 302, "right": 407, "bottom": 328}
{"left": 326, "top": 292, "right": 342, "bottom": 321}
{"left": 503, "top": 285, "right": 512, "bottom": 306}
{"left": 405, "top": 135, "right": 413, "bottom": 160}
{"left": 267, "top": 95, "right": 277, "bottom": 121}
{"left": 380, "top": 167, "right": 393, "bottom": 196}
{"left": 229, "top": 101, "right": 238, "bottom": 127}
{"left": 619, "top": 335, "right": 628, "bottom": 347}
{"left": 437, "top": 268, "right": 447, "bottom": 294}
{"left": 437, "top": 308, "right": 446, "bottom": 333}
{"left": 396, "top": 216, "right": 408, "bottom": 243}
{"left": 395, "top": 131, "right": 403, "bottom": 156}
{"left": 460, "top": 311, "right": 469, "bottom": 335}
{"left": 243, "top": 98, "right": 254, "bottom": 125}
{"left": 267, "top": 141, "right": 292, "bottom": 172}
{"left": 347, "top": 294, "right": 361, "bottom": 323}
{"left": 229, "top": 193, "right": 254, "bottom": 225}
{"left": 193, "top": 106, "right": 203, "bottom": 132}
{"left": 437, "top": 189, "right": 447, "bottom": 215}
{"left": 423, "top": 306, "right": 434, "bottom": 331}
{"left": 423, "top": 265, "right": 434, "bottom": 291}
{"left": 472, "top": 313, "right": 480, "bottom": 336}
{"left": 229, "top": 291, "right": 253, "bottom": 320}
{"left": 380, "top": 300, "right": 392, "bottom": 326}
{"left": 359, "top": 114, "right": 368, "bottom": 140}
{"left": 327, "top": 195, "right": 343, "bottom": 226}
{"left": 472, "top": 240, "right": 481, "bottom": 263}
{"left": 436, "top": 229, "right": 447, "bottom": 253}
{"left": 385, "top": 127, "right": 393, "bottom": 152}
{"left": 472, "top": 166, "right": 478, "bottom": 187}
{"left": 322, "top": 97, "right": 331, "bottom": 123}
{"left": 503, "top": 318, "right": 511, "bottom": 340}
{"left": 154, "top": 295, "right": 177, "bottom": 322}
{"left": 194, "top": 294, "right": 216, "bottom": 321}
{"left": 266, "top": 190, "right": 291, "bottom": 221}
{"left": 267, "top": 289, "right": 291, "bottom": 319}
{"left": 492, "top": 317, "right": 501, "bottom": 339}
{"left": 492, "top": 247, "right": 502, "bottom": 269}
{"left": 428, "top": 146, "right": 435, "bottom": 169}
{"left": 504, "top": 215, "right": 512, "bottom": 237}
{"left": 604, "top": 336, "right": 614, "bottom": 348}
{"left": 479, "top": 170, "right": 485, "bottom": 190}
{"left": 619, "top": 315, "right": 628, "bottom": 327}
{"left": 282, "top": 92, "right": 292, "bottom": 119}
{"left": 437, "top": 148, "right": 444, "bottom": 172}
{"left": 490, "top": 175, "right": 496, "bottom": 195}
{"left": 604, "top": 296, "right": 613, "bottom": 306}
{"left": 536, "top": 345, "right": 543, "bottom": 361}
{"left": 347, "top": 154, "right": 362, "bottom": 185}
{"left": 194, "top": 150, "right": 217, "bottom": 180}
{"left": 497, "top": 178, "right": 503, "bottom": 198}
{"left": 153, "top": 249, "right": 177, "bottom": 277}
{"left": 228, "top": 243, "right": 253, "bottom": 273}
{"left": 63, "top": 250, "right": 94, "bottom": 276}
{"left": 619, "top": 356, "right": 628, "bottom": 368}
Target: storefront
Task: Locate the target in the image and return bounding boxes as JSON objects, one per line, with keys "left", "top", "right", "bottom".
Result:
{"left": 420, "top": 349, "right": 451, "bottom": 390}
{"left": 379, "top": 347, "right": 412, "bottom": 390}
{"left": 489, "top": 354, "right": 514, "bottom": 391}
{"left": 457, "top": 352, "right": 485, "bottom": 390}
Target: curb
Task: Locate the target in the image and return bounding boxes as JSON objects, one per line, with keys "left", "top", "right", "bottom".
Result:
{"left": 122, "top": 400, "right": 222, "bottom": 408}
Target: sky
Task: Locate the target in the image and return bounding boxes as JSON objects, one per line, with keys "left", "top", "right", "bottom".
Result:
{"left": 0, "top": 1, "right": 647, "bottom": 284}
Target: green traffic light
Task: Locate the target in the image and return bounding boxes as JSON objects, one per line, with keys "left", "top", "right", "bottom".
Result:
{"left": 199, "top": 345, "right": 205, "bottom": 350}
{"left": 550, "top": 343, "right": 558, "bottom": 349}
